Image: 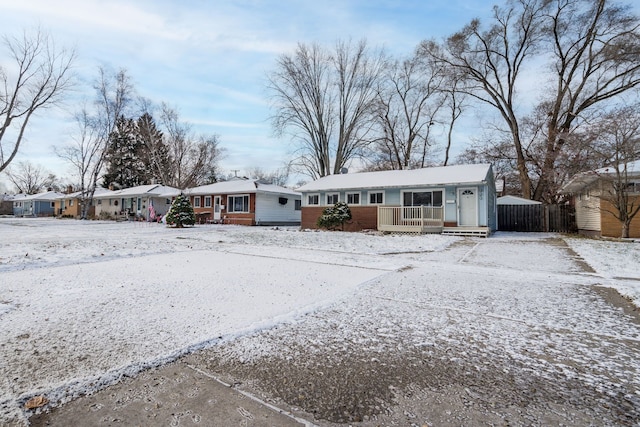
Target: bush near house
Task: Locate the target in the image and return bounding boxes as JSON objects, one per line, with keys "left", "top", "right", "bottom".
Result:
{"left": 166, "top": 194, "right": 195, "bottom": 228}
{"left": 317, "top": 201, "right": 352, "bottom": 231}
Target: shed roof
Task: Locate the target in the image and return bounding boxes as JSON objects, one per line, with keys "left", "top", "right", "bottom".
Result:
{"left": 186, "top": 179, "right": 300, "bottom": 197}
{"left": 297, "top": 163, "right": 493, "bottom": 192}
{"left": 497, "top": 195, "right": 542, "bottom": 205}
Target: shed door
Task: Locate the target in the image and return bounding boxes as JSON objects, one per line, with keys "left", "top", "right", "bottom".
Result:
{"left": 213, "top": 196, "right": 221, "bottom": 220}
{"left": 458, "top": 188, "right": 478, "bottom": 226}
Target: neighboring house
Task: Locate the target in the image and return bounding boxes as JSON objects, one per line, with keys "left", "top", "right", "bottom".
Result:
{"left": 55, "top": 187, "right": 115, "bottom": 218}
{"left": 561, "top": 160, "right": 640, "bottom": 238}
{"left": 93, "top": 184, "right": 181, "bottom": 221}
{"left": 185, "top": 178, "right": 302, "bottom": 226}
{"left": 297, "top": 163, "right": 497, "bottom": 236}
{"left": 12, "top": 191, "right": 62, "bottom": 217}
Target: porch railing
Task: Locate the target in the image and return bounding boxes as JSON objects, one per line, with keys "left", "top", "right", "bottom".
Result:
{"left": 377, "top": 206, "right": 444, "bottom": 233}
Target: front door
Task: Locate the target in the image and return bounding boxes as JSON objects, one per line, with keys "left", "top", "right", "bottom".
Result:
{"left": 458, "top": 187, "right": 477, "bottom": 226}
{"left": 213, "top": 196, "right": 221, "bottom": 220}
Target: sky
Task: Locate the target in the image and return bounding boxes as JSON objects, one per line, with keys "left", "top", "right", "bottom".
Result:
{"left": 0, "top": 0, "right": 495, "bottom": 188}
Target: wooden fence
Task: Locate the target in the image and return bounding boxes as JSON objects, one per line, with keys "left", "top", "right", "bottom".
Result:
{"left": 498, "top": 204, "right": 576, "bottom": 233}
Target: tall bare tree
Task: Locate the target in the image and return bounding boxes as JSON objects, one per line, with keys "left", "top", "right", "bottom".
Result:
{"left": 423, "top": 0, "right": 640, "bottom": 202}
{"left": 56, "top": 67, "right": 134, "bottom": 218}
{"left": 3, "top": 160, "right": 56, "bottom": 194}
{"left": 371, "top": 53, "right": 445, "bottom": 170}
{"left": 160, "top": 104, "right": 223, "bottom": 188}
{"left": 421, "top": 0, "right": 547, "bottom": 198}
{"left": 0, "top": 28, "right": 75, "bottom": 173}
{"left": 269, "top": 39, "right": 386, "bottom": 179}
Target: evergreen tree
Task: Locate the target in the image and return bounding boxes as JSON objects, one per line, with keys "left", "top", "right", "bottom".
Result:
{"left": 102, "top": 116, "right": 146, "bottom": 188}
{"left": 136, "top": 113, "right": 172, "bottom": 185}
{"left": 317, "top": 201, "right": 352, "bottom": 231}
{"left": 165, "top": 194, "right": 195, "bottom": 228}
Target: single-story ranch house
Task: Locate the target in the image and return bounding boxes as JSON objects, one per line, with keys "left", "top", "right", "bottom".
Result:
{"left": 93, "top": 184, "right": 181, "bottom": 220}
{"left": 55, "top": 187, "right": 114, "bottom": 218}
{"left": 297, "top": 163, "right": 497, "bottom": 236}
{"left": 12, "top": 191, "right": 62, "bottom": 217}
{"left": 185, "top": 178, "right": 301, "bottom": 226}
{"left": 561, "top": 160, "right": 640, "bottom": 238}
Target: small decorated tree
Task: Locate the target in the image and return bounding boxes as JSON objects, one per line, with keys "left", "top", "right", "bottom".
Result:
{"left": 165, "top": 194, "right": 195, "bottom": 228}
{"left": 317, "top": 201, "right": 352, "bottom": 231}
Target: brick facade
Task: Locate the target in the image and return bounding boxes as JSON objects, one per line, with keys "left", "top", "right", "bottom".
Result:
{"left": 302, "top": 206, "right": 378, "bottom": 231}
{"left": 600, "top": 197, "right": 640, "bottom": 238}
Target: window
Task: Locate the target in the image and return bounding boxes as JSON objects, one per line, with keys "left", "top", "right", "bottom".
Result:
{"left": 326, "top": 193, "right": 339, "bottom": 205}
{"left": 70, "top": 200, "right": 74, "bottom": 206}
{"left": 307, "top": 194, "right": 319, "bottom": 205}
{"left": 228, "top": 195, "right": 249, "bottom": 212}
{"left": 295, "top": 200, "right": 302, "bottom": 210}
{"left": 403, "top": 190, "right": 443, "bottom": 207}
{"left": 626, "top": 182, "right": 640, "bottom": 194}
{"left": 346, "top": 192, "right": 360, "bottom": 205}
{"left": 204, "top": 196, "right": 212, "bottom": 207}
{"left": 97, "top": 199, "right": 102, "bottom": 205}
{"left": 193, "top": 196, "right": 201, "bottom": 208}
{"left": 369, "top": 191, "right": 384, "bottom": 205}
{"left": 50, "top": 202, "right": 55, "bottom": 208}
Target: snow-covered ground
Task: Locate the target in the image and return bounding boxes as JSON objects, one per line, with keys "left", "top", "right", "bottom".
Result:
{"left": 0, "top": 217, "right": 639, "bottom": 424}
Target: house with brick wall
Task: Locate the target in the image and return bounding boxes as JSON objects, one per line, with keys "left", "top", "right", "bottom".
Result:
{"left": 185, "top": 178, "right": 301, "bottom": 226}
{"left": 561, "top": 160, "right": 640, "bottom": 238}
{"left": 297, "top": 163, "right": 497, "bottom": 236}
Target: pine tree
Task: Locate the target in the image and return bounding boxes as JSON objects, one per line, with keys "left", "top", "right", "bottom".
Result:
{"left": 317, "top": 201, "right": 352, "bottom": 230}
{"left": 165, "top": 194, "right": 195, "bottom": 228}
{"left": 102, "top": 116, "right": 146, "bottom": 188}
{"left": 136, "top": 113, "right": 172, "bottom": 185}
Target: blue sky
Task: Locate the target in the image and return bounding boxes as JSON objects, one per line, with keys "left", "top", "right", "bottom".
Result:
{"left": 0, "top": 0, "right": 493, "bottom": 186}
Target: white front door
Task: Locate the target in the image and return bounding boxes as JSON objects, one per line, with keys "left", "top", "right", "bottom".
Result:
{"left": 213, "top": 196, "right": 221, "bottom": 220}
{"left": 458, "top": 187, "right": 477, "bottom": 226}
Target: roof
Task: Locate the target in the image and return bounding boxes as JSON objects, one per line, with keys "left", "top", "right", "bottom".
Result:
{"left": 561, "top": 160, "right": 640, "bottom": 193}
{"left": 497, "top": 195, "right": 541, "bottom": 205}
{"left": 186, "top": 179, "right": 300, "bottom": 197}
{"left": 57, "top": 187, "right": 115, "bottom": 199}
{"left": 19, "top": 191, "right": 64, "bottom": 201}
{"left": 296, "top": 163, "right": 493, "bottom": 192}
{"left": 95, "top": 184, "right": 181, "bottom": 198}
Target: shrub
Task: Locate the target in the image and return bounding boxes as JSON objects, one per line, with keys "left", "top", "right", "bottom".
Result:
{"left": 166, "top": 194, "right": 195, "bottom": 228}
{"left": 317, "top": 201, "right": 352, "bottom": 231}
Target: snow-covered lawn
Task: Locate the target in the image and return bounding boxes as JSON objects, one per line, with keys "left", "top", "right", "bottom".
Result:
{"left": 1, "top": 218, "right": 639, "bottom": 424}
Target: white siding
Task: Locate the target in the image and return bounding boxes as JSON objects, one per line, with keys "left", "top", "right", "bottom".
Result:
{"left": 575, "top": 188, "right": 601, "bottom": 232}
{"left": 255, "top": 193, "right": 301, "bottom": 224}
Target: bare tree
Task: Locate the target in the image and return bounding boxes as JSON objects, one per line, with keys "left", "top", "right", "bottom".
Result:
{"left": 0, "top": 28, "right": 75, "bottom": 173}
{"left": 246, "top": 163, "right": 291, "bottom": 186}
{"left": 3, "top": 160, "right": 56, "bottom": 194}
{"left": 268, "top": 40, "right": 385, "bottom": 179}
{"left": 424, "top": 0, "right": 640, "bottom": 202}
{"left": 56, "top": 67, "right": 134, "bottom": 218}
{"left": 421, "top": 0, "right": 547, "bottom": 198}
{"left": 160, "top": 104, "right": 223, "bottom": 188}
{"left": 585, "top": 105, "right": 640, "bottom": 238}
{"left": 371, "top": 53, "right": 445, "bottom": 170}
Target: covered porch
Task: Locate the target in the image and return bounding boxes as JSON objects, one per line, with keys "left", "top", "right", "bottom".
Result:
{"left": 377, "top": 206, "right": 444, "bottom": 233}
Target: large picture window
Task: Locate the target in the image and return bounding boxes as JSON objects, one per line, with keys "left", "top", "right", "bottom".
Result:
{"left": 228, "top": 195, "right": 249, "bottom": 212}
{"left": 403, "top": 190, "right": 443, "bottom": 207}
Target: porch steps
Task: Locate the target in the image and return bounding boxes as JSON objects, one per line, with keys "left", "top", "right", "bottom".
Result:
{"left": 442, "top": 227, "right": 490, "bottom": 237}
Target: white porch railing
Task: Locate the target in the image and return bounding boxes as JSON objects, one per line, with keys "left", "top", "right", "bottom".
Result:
{"left": 377, "top": 206, "right": 444, "bottom": 233}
